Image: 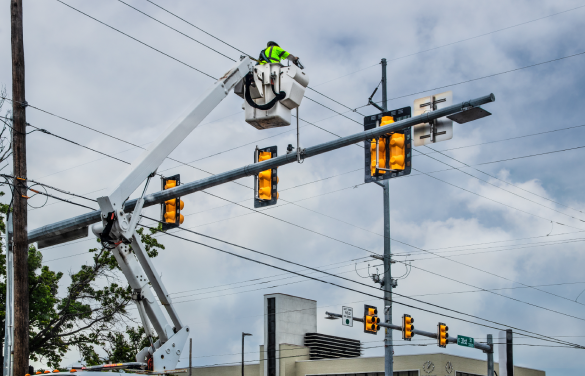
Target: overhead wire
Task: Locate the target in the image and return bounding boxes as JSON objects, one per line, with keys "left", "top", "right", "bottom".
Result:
{"left": 156, "top": 219, "right": 585, "bottom": 319}
{"left": 55, "top": 0, "right": 217, "bottom": 79}
{"left": 135, "top": 221, "right": 584, "bottom": 349}
{"left": 29, "top": 180, "right": 585, "bottom": 349}
{"left": 380, "top": 3, "right": 585, "bottom": 65}
{"left": 416, "top": 146, "right": 585, "bottom": 222}
{"left": 24, "top": 127, "right": 585, "bottom": 309}
{"left": 40, "top": 0, "right": 585, "bottom": 338}
{"left": 34, "top": 187, "right": 585, "bottom": 350}
{"left": 359, "top": 48, "right": 585, "bottom": 110}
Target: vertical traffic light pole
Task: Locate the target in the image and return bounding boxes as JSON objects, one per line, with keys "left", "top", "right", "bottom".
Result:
{"left": 487, "top": 334, "right": 494, "bottom": 376}
{"left": 11, "top": 2, "right": 29, "bottom": 376}
{"left": 380, "top": 57, "right": 394, "bottom": 376}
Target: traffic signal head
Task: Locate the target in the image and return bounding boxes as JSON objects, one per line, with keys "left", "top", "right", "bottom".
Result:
{"left": 363, "top": 108, "right": 412, "bottom": 184}
{"left": 389, "top": 133, "right": 405, "bottom": 170}
{"left": 254, "top": 146, "right": 279, "bottom": 208}
{"left": 438, "top": 323, "right": 449, "bottom": 348}
{"left": 369, "top": 116, "right": 394, "bottom": 176}
{"left": 161, "top": 175, "right": 184, "bottom": 231}
{"left": 364, "top": 305, "right": 380, "bottom": 334}
{"left": 370, "top": 137, "right": 386, "bottom": 176}
{"left": 402, "top": 314, "right": 414, "bottom": 340}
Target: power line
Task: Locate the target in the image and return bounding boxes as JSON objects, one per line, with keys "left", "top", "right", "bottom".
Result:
{"left": 411, "top": 165, "right": 584, "bottom": 231}
{"left": 416, "top": 146, "right": 585, "bottom": 222}
{"left": 153, "top": 213, "right": 585, "bottom": 334}
{"left": 422, "top": 123, "right": 585, "bottom": 214}
{"left": 55, "top": 0, "right": 217, "bottom": 79}
{"left": 381, "top": 3, "right": 585, "bottom": 65}
{"left": 402, "top": 260, "right": 585, "bottom": 319}
{"left": 117, "top": 0, "right": 236, "bottom": 62}
{"left": 144, "top": 0, "right": 251, "bottom": 58}
{"left": 27, "top": 123, "right": 131, "bottom": 165}
{"left": 34, "top": 188, "right": 584, "bottom": 349}
{"left": 475, "top": 144, "right": 585, "bottom": 165}
{"left": 137, "top": 222, "right": 585, "bottom": 349}
{"left": 23, "top": 0, "right": 585, "bottom": 321}
{"left": 359, "top": 48, "right": 585, "bottom": 110}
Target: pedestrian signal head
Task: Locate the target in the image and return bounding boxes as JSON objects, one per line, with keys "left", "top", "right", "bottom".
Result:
{"left": 402, "top": 314, "right": 414, "bottom": 340}
{"left": 363, "top": 304, "right": 380, "bottom": 334}
{"left": 161, "top": 175, "right": 184, "bottom": 231}
{"left": 254, "top": 146, "right": 279, "bottom": 208}
{"left": 438, "top": 323, "right": 448, "bottom": 348}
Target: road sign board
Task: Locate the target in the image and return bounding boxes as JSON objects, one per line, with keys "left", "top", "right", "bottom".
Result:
{"left": 413, "top": 91, "right": 453, "bottom": 146}
{"left": 342, "top": 306, "right": 353, "bottom": 327}
{"left": 457, "top": 335, "right": 475, "bottom": 348}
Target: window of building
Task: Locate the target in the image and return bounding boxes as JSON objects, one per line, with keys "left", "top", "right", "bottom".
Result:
{"left": 456, "top": 372, "right": 485, "bottom": 376}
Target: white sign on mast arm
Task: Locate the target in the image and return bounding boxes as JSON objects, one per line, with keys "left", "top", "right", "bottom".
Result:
{"left": 342, "top": 306, "right": 353, "bottom": 327}
{"left": 413, "top": 91, "right": 453, "bottom": 147}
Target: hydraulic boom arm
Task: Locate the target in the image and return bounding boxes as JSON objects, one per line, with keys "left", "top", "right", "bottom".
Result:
{"left": 90, "top": 57, "right": 255, "bottom": 372}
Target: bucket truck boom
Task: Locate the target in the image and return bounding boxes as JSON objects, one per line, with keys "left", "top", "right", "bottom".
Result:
{"left": 86, "top": 56, "right": 254, "bottom": 373}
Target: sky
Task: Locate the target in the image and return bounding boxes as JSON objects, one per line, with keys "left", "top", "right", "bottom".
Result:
{"left": 1, "top": 0, "right": 585, "bottom": 375}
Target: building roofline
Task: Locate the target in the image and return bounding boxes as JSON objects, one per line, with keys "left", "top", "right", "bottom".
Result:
{"left": 263, "top": 293, "right": 317, "bottom": 301}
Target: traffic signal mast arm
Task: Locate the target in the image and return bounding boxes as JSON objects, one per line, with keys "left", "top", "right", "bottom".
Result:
{"left": 28, "top": 93, "right": 495, "bottom": 244}
{"left": 324, "top": 312, "right": 491, "bottom": 352}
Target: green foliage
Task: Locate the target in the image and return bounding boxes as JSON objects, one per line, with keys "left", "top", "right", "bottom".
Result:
{"left": 0, "top": 205, "right": 166, "bottom": 368}
{"left": 79, "top": 326, "right": 157, "bottom": 365}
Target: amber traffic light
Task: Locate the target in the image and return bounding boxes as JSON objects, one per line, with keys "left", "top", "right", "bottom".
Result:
{"left": 364, "top": 304, "right": 380, "bottom": 334}
{"left": 389, "top": 133, "right": 405, "bottom": 170}
{"left": 402, "top": 314, "right": 414, "bottom": 340}
{"left": 161, "top": 174, "right": 184, "bottom": 231}
{"left": 254, "top": 146, "right": 279, "bottom": 208}
{"left": 364, "top": 108, "right": 412, "bottom": 184}
{"left": 369, "top": 116, "right": 394, "bottom": 176}
{"left": 438, "top": 323, "right": 449, "bottom": 348}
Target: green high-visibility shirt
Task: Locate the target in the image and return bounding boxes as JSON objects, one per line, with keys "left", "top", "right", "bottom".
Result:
{"left": 259, "top": 45, "right": 290, "bottom": 65}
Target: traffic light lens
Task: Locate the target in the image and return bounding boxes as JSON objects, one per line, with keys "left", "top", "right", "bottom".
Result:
{"left": 380, "top": 116, "right": 394, "bottom": 126}
{"left": 390, "top": 136, "right": 404, "bottom": 148}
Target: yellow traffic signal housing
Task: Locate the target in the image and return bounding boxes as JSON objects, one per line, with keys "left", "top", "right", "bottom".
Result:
{"left": 402, "top": 314, "right": 414, "bottom": 340}
{"left": 363, "top": 304, "right": 380, "bottom": 334}
{"left": 364, "top": 108, "right": 412, "bottom": 184}
{"left": 161, "top": 174, "right": 184, "bottom": 231}
{"left": 369, "top": 116, "right": 394, "bottom": 176}
{"left": 438, "top": 323, "right": 449, "bottom": 348}
{"left": 254, "top": 146, "right": 279, "bottom": 208}
{"left": 389, "top": 133, "right": 405, "bottom": 170}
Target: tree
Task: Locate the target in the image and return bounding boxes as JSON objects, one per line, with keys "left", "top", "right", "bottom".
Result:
{"left": 0, "top": 221, "right": 165, "bottom": 368}
{"left": 79, "top": 326, "right": 157, "bottom": 366}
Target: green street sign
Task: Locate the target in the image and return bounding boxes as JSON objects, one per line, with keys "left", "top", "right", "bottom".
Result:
{"left": 457, "top": 335, "right": 474, "bottom": 348}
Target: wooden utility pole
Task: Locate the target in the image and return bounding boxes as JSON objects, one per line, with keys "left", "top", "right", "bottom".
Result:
{"left": 11, "top": 1, "right": 29, "bottom": 375}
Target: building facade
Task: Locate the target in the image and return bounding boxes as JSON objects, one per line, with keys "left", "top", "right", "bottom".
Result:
{"left": 187, "top": 294, "right": 545, "bottom": 376}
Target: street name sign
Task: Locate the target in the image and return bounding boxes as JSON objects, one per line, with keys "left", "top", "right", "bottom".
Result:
{"left": 457, "top": 335, "right": 475, "bottom": 348}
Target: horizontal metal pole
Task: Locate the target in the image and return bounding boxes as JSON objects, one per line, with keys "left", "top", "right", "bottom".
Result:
{"left": 325, "top": 312, "right": 491, "bottom": 352}
{"left": 28, "top": 93, "right": 495, "bottom": 244}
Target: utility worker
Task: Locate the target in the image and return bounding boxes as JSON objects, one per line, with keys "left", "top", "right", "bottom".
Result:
{"left": 259, "top": 41, "right": 300, "bottom": 66}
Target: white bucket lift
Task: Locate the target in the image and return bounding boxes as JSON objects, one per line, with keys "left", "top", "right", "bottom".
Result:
{"left": 235, "top": 63, "right": 309, "bottom": 130}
